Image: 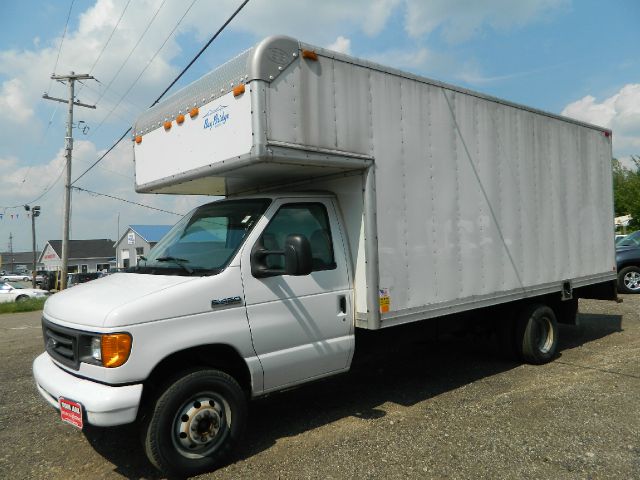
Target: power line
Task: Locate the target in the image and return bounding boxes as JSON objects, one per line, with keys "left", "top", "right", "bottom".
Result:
{"left": 71, "top": 128, "right": 131, "bottom": 186}
{"left": 89, "top": 0, "right": 132, "bottom": 74}
{"left": 47, "top": 0, "right": 76, "bottom": 94}
{"left": 152, "top": 0, "right": 250, "bottom": 108}
{"left": 89, "top": 0, "right": 198, "bottom": 138}
{"left": 0, "top": 162, "right": 67, "bottom": 210}
{"left": 71, "top": 0, "right": 251, "bottom": 186}
{"left": 75, "top": 0, "right": 133, "bottom": 101}
{"left": 94, "top": 0, "right": 168, "bottom": 107}
{"left": 71, "top": 186, "right": 183, "bottom": 215}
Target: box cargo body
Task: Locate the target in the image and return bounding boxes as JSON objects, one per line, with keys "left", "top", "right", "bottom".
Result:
{"left": 134, "top": 35, "right": 616, "bottom": 330}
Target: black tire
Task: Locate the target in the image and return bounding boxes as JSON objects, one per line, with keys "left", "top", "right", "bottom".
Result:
{"left": 23, "top": 277, "right": 29, "bottom": 282}
{"left": 143, "top": 369, "right": 247, "bottom": 477}
{"left": 617, "top": 266, "right": 640, "bottom": 294}
{"left": 15, "top": 295, "right": 29, "bottom": 302}
{"left": 515, "top": 304, "right": 558, "bottom": 364}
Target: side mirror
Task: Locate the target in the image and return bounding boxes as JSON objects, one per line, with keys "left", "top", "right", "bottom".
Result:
{"left": 284, "top": 234, "right": 312, "bottom": 276}
{"left": 251, "top": 233, "right": 312, "bottom": 278}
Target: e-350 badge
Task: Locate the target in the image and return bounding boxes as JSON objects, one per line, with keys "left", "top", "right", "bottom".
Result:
{"left": 211, "top": 296, "right": 242, "bottom": 308}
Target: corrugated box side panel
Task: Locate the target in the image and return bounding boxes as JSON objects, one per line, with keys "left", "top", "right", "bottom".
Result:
{"left": 370, "top": 75, "right": 614, "bottom": 314}
{"left": 266, "top": 57, "right": 372, "bottom": 155}
{"left": 265, "top": 53, "right": 614, "bottom": 317}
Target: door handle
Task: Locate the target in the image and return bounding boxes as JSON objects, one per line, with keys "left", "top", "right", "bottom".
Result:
{"left": 338, "top": 295, "right": 347, "bottom": 314}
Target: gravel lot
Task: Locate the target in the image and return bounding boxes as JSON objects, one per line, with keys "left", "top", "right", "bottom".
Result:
{"left": 0, "top": 296, "right": 638, "bottom": 479}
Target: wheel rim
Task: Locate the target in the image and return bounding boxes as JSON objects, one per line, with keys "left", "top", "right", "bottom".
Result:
{"left": 532, "top": 315, "right": 554, "bottom": 354}
{"left": 171, "top": 393, "right": 231, "bottom": 458}
{"left": 623, "top": 271, "right": 640, "bottom": 291}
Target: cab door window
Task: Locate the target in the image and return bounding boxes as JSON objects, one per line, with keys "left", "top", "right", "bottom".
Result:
{"left": 261, "top": 203, "right": 336, "bottom": 273}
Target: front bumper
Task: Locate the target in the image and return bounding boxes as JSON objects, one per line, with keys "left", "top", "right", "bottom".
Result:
{"left": 33, "top": 353, "right": 143, "bottom": 427}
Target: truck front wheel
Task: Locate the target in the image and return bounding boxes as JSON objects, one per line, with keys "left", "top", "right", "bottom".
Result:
{"left": 515, "top": 304, "right": 558, "bottom": 365}
{"left": 143, "top": 369, "right": 247, "bottom": 477}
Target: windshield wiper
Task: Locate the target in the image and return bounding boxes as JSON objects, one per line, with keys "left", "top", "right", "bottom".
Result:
{"left": 155, "top": 256, "right": 194, "bottom": 274}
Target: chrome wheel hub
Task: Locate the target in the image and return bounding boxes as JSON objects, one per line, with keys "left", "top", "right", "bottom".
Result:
{"left": 174, "top": 396, "right": 227, "bottom": 455}
{"left": 624, "top": 271, "right": 640, "bottom": 291}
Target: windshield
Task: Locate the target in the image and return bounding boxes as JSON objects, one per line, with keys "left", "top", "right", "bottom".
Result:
{"left": 618, "top": 231, "right": 640, "bottom": 247}
{"left": 133, "top": 199, "right": 270, "bottom": 276}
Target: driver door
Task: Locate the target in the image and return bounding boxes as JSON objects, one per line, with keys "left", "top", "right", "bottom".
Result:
{"left": 241, "top": 198, "right": 354, "bottom": 392}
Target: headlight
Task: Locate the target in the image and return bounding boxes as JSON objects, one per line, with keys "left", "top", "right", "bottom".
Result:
{"left": 89, "top": 333, "right": 132, "bottom": 368}
{"left": 91, "top": 337, "right": 102, "bottom": 361}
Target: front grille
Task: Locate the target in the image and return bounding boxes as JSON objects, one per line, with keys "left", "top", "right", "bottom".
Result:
{"left": 42, "top": 318, "right": 80, "bottom": 370}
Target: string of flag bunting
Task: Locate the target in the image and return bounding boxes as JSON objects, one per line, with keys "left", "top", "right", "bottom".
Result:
{"left": 0, "top": 213, "right": 34, "bottom": 220}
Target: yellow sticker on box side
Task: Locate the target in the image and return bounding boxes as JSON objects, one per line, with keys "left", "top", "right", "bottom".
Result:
{"left": 379, "top": 288, "right": 390, "bottom": 313}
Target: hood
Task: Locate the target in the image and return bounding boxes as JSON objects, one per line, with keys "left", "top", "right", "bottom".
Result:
{"left": 44, "top": 273, "right": 196, "bottom": 328}
{"left": 616, "top": 245, "right": 640, "bottom": 253}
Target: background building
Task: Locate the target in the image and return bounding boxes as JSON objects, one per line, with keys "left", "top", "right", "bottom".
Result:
{"left": 0, "top": 251, "right": 38, "bottom": 273}
{"left": 115, "top": 225, "right": 172, "bottom": 268}
{"left": 39, "top": 239, "right": 115, "bottom": 273}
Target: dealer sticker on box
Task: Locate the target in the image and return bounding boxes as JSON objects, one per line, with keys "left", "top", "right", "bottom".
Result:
{"left": 59, "top": 397, "right": 83, "bottom": 429}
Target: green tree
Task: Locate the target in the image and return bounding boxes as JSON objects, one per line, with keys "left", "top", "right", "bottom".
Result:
{"left": 613, "top": 156, "right": 640, "bottom": 228}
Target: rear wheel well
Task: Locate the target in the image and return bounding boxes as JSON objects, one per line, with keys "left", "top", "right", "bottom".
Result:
{"left": 139, "top": 344, "right": 252, "bottom": 418}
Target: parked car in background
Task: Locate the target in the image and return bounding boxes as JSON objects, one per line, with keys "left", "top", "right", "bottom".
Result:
{"left": 616, "top": 231, "right": 640, "bottom": 293}
{"left": 615, "top": 234, "right": 627, "bottom": 245}
{"left": 0, "top": 273, "right": 31, "bottom": 282}
{"left": 0, "top": 281, "right": 50, "bottom": 303}
{"left": 66, "top": 272, "right": 104, "bottom": 287}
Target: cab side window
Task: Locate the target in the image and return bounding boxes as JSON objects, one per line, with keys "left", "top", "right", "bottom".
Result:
{"left": 261, "top": 203, "right": 336, "bottom": 272}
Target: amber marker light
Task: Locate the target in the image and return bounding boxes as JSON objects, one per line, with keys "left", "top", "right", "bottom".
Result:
{"left": 233, "top": 84, "right": 246, "bottom": 97}
{"left": 176, "top": 114, "right": 185, "bottom": 125}
{"left": 163, "top": 121, "right": 172, "bottom": 130}
{"left": 135, "top": 135, "right": 142, "bottom": 144}
{"left": 189, "top": 107, "right": 199, "bottom": 118}
{"left": 301, "top": 49, "right": 318, "bottom": 61}
{"left": 101, "top": 333, "right": 132, "bottom": 368}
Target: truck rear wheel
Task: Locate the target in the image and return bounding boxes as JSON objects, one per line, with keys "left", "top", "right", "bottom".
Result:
{"left": 515, "top": 304, "right": 558, "bottom": 364}
{"left": 143, "top": 369, "right": 247, "bottom": 477}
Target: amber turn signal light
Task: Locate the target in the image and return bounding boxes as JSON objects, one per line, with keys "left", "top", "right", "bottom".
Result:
{"left": 135, "top": 135, "right": 142, "bottom": 144}
{"left": 101, "top": 333, "right": 132, "bottom": 368}
{"left": 301, "top": 49, "right": 318, "bottom": 61}
{"left": 233, "top": 84, "right": 245, "bottom": 97}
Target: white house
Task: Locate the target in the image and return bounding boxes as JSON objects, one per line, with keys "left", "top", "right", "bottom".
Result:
{"left": 114, "top": 225, "right": 172, "bottom": 268}
{"left": 38, "top": 239, "right": 115, "bottom": 273}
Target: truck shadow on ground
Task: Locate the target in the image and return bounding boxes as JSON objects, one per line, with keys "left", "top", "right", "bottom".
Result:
{"left": 83, "top": 311, "right": 622, "bottom": 479}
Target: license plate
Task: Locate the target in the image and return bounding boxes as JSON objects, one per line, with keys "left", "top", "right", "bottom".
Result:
{"left": 59, "top": 397, "right": 83, "bottom": 429}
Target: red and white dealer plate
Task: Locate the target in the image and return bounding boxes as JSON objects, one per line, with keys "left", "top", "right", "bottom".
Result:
{"left": 59, "top": 397, "right": 83, "bottom": 429}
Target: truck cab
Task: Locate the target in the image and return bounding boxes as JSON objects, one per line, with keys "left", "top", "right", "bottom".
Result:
{"left": 34, "top": 193, "right": 355, "bottom": 474}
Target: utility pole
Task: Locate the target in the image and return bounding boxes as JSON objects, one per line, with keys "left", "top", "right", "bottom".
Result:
{"left": 24, "top": 205, "right": 41, "bottom": 287}
{"left": 43, "top": 72, "right": 95, "bottom": 289}
{"left": 8, "top": 233, "right": 14, "bottom": 273}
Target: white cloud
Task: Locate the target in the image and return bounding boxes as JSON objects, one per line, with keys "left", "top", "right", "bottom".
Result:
{"left": 404, "top": 0, "right": 568, "bottom": 43}
{"left": 368, "top": 47, "right": 432, "bottom": 72}
{"left": 363, "top": 0, "right": 401, "bottom": 36}
{"left": 561, "top": 83, "right": 640, "bottom": 155}
{"left": 0, "top": 78, "right": 34, "bottom": 124}
{"left": 327, "top": 36, "right": 351, "bottom": 54}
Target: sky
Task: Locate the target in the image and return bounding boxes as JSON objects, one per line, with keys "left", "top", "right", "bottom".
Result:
{"left": 1, "top": 0, "right": 639, "bottom": 253}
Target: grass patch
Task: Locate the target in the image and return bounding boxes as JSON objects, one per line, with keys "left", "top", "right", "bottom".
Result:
{"left": 0, "top": 297, "right": 47, "bottom": 314}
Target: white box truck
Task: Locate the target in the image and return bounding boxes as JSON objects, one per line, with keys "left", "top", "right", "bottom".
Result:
{"left": 33, "top": 36, "right": 617, "bottom": 476}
